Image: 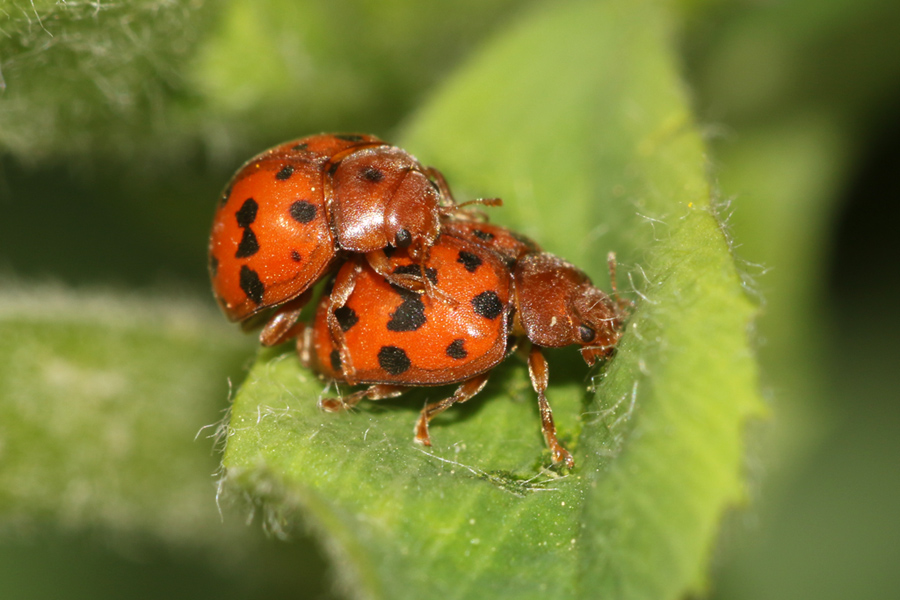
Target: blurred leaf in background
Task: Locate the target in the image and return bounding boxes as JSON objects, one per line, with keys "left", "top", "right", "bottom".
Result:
{"left": 682, "top": 1, "right": 900, "bottom": 599}
{"left": 1, "top": 0, "right": 899, "bottom": 598}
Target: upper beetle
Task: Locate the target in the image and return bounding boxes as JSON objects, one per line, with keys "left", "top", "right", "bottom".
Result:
{"left": 208, "top": 133, "right": 498, "bottom": 346}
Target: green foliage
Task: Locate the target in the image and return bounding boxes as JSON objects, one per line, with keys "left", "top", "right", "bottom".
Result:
{"left": 0, "top": 0, "right": 219, "bottom": 161}
{"left": 4, "top": 0, "right": 896, "bottom": 597}
{"left": 189, "top": 0, "right": 526, "bottom": 150}
{"left": 0, "top": 284, "right": 248, "bottom": 543}
{"left": 0, "top": 0, "right": 523, "bottom": 163}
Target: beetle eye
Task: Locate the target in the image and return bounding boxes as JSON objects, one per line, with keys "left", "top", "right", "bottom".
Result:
{"left": 394, "top": 228, "right": 412, "bottom": 248}
{"left": 578, "top": 325, "right": 596, "bottom": 343}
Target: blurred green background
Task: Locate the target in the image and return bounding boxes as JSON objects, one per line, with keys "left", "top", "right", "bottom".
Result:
{"left": 1, "top": 0, "right": 898, "bottom": 598}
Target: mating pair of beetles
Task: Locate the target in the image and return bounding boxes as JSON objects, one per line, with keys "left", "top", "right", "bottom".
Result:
{"left": 208, "top": 134, "right": 627, "bottom": 467}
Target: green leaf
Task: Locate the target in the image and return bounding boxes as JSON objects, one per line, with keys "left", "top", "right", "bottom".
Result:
{"left": 0, "top": 284, "right": 345, "bottom": 599}
{"left": 0, "top": 283, "right": 251, "bottom": 547}
{"left": 0, "top": 0, "right": 219, "bottom": 161}
{"left": 223, "top": 1, "right": 765, "bottom": 599}
{"left": 0, "top": 0, "right": 522, "bottom": 163}
{"left": 189, "top": 0, "right": 526, "bottom": 146}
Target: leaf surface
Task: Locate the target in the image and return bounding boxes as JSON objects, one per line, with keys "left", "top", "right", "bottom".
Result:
{"left": 0, "top": 284, "right": 250, "bottom": 546}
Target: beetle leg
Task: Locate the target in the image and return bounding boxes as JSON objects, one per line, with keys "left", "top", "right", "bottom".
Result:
{"left": 258, "top": 289, "right": 313, "bottom": 346}
{"left": 424, "top": 166, "right": 457, "bottom": 207}
{"left": 366, "top": 250, "right": 457, "bottom": 306}
{"left": 319, "top": 384, "right": 405, "bottom": 412}
{"left": 295, "top": 322, "right": 314, "bottom": 368}
{"left": 527, "top": 345, "right": 575, "bottom": 468}
{"left": 327, "top": 258, "right": 365, "bottom": 384}
{"left": 367, "top": 250, "right": 426, "bottom": 293}
{"left": 414, "top": 372, "right": 490, "bottom": 447}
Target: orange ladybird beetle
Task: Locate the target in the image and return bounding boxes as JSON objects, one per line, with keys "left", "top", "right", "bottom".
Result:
{"left": 300, "top": 221, "right": 627, "bottom": 468}
{"left": 208, "top": 133, "right": 498, "bottom": 347}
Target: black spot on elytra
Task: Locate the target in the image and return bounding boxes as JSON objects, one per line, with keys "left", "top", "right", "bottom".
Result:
{"left": 276, "top": 165, "right": 294, "bottom": 180}
{"left": 457, "top": 250, "right": 482, "bottom": 273}
{"left": 330, "top": 349, "right": 342, "bottom": 372}
{"left": 471, "top": 291, "right": 503, "bottom": 320}
{"left": 473, "top": 229, "right": 495, "bottom": 241}
{"left": 209, "top": 255, "right": 219, "bottom": 276}
{"left": 235, "top": 227, "right": 259, "bottom": 258}
{"left": 393, "top": 264, "right": 438, "bottom": 285}
{"left": 235, "top": 198, "right": 260, "bottom": 258}
{"left": 360, "top": 165, "right": 384, "bottom": 183}
{"left": 378, "top": 346, "right": 411, "bottom": 375}
{"left": 290, "top": 250, "right": 302, "bottom": 262}
{"left": 387, "top": 288, "right": 426, "bottom": 332}
{"left": 236, "top": 198, "right": 258, "bottom": 227}
{"left": 239, "top": 265, "right": 264, "bottom": 305}
{"left": 292, "top": 143, "right": 309, "bottom": 151}
{"left": 335, "top": 134, "right": 365, "bottom": 142}
{"left": 445, "top": 339, "right": 468, "bottom": 360}
{"left": 334, "top": 306, "right": 359, "bottom": 332}
{"left": 290, "top": 200, "right": 317, "bottom": 223}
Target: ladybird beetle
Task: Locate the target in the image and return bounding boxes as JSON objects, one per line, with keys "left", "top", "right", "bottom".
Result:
{"left": 208, "top": 133, "right": 499, "bottom": 346}
{"left": 300, "top": 222, "right": 626, "bottom": 468}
